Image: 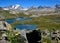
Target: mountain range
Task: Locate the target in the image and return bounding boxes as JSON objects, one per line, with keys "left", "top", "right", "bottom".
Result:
{"left": 0, "top": 4, "right": 57, "bottom": 14}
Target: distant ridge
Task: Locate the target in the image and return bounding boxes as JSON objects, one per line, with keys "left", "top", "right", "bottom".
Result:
{"left": 1, "top": 4, "right": 60, "bottom": 14}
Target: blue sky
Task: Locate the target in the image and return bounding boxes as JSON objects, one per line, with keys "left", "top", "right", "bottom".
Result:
{"left": 0, "top": 0, "right": 60, "bottom": 8}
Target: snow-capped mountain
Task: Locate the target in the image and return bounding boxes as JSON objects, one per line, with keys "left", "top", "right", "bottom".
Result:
{"left": 3, "top": 4, "right": 28, "bottom": 11}
{"left": 3, "top": 4, "right": 21, "bottom": 10}
{"left": 2, "top": 4, "right": 28, "bottom": 14}
{"left": 10, "top": 4, "right": 21, "bottom": 9}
